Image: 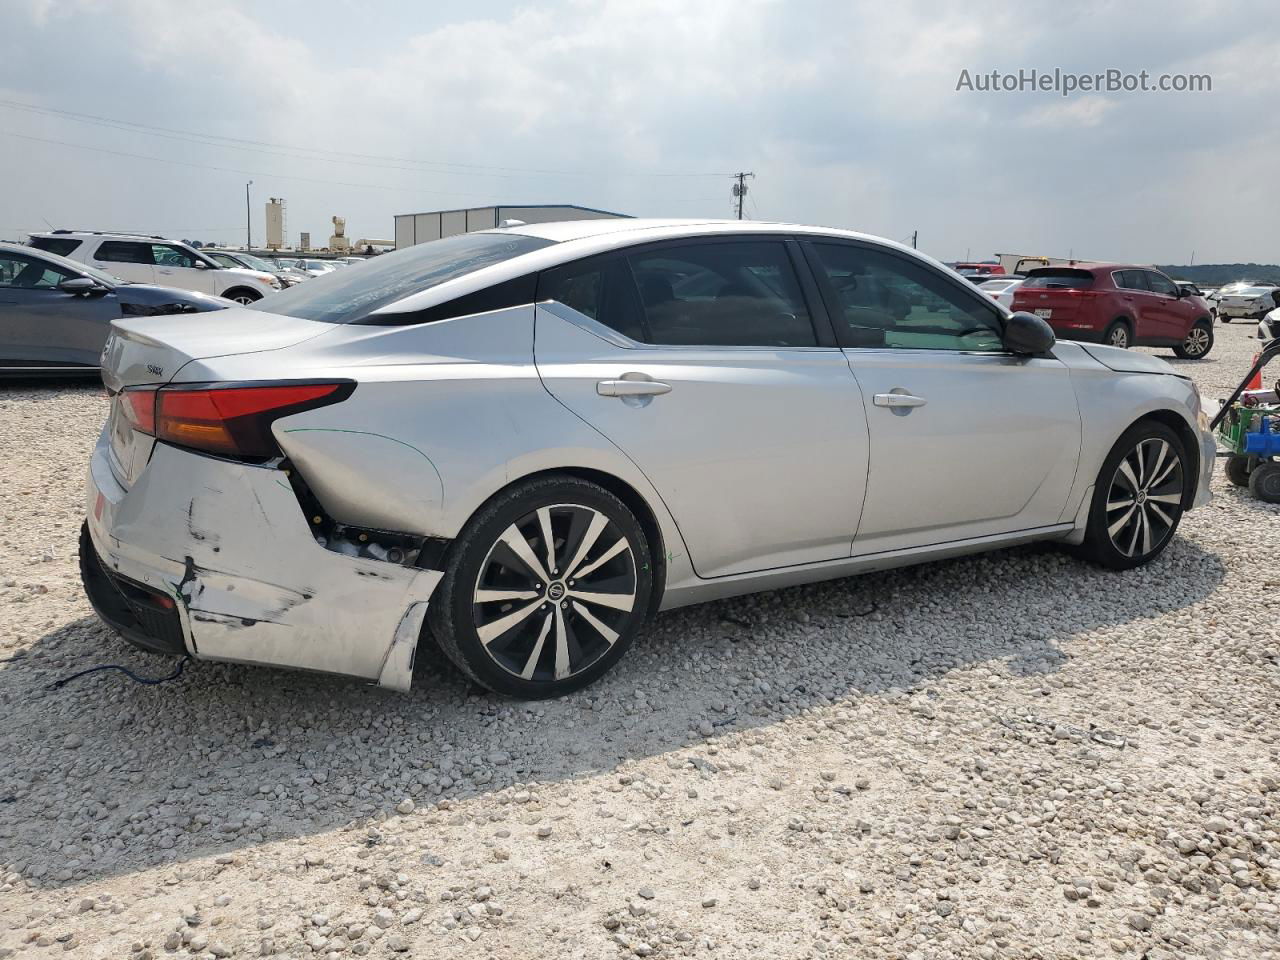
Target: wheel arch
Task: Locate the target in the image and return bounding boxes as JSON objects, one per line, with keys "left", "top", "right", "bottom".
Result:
{"left": 444, "top": 465, "right": 669, "bottom": 616}
{"left": 1123, "top": 409, "right": 1200, "bottom": 509}
{"left": 221, "top": 286, "right": 262, "bottom": 302}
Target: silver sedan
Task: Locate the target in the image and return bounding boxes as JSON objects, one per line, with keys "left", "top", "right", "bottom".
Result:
{"left": 82, "top": 219, "right": 1215, "bottom": 698}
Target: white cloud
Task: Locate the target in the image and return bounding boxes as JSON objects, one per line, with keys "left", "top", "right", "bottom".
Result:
{"left": 1021, "top": 95, "right": 1117, "bottom": 128}
{"left": 2, "top": 0, "right": 1279, "bottom": 262}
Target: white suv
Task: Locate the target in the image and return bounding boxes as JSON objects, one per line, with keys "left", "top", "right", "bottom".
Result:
{"left": 28, "top": 232, "right": 280, "bottom": 304}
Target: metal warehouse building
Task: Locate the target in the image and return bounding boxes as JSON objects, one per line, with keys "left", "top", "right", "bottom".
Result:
{"left": 393, "top": 204, "right": 628, "bottom": 249}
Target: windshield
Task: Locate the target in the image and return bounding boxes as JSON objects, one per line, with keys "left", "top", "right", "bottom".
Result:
{"left": 250, "top": 232, "right": 555, "bottom": 324}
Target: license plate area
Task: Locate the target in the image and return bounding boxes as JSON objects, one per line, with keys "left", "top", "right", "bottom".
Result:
{"left": 107, "top": 396, "right": 153, "bottom": 488}
{"left": 1034, "top": 308, "right": 1052, "bottom": 319}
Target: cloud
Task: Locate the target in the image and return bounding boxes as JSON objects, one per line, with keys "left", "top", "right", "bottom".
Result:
{"left": 1021, "top": 95, "right": 1118, "bottom": 128}
{"left": 1, "top": 0, "right": 1278, "bottom": 263}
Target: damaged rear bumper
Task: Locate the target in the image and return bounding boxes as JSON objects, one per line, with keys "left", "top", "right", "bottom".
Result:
{"left": 83, "top": 428, "right": 442, "bottom": 690}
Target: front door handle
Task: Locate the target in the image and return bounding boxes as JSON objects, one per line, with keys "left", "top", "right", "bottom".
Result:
{"left": 873, "top": 392, "right": 927, "bottom": 409}
{"left": 597, "top": 378, "right": 672, "bottom": 398}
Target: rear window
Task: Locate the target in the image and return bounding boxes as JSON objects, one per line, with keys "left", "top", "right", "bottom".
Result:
{"left": 30, "top": 236, "right": 82, "bottom": 257}
{"left": 1021, "top": 269, "right": 1095, "bottom": 290}
{"left": 250, "top": 232, "right": 556, "bottom": 324}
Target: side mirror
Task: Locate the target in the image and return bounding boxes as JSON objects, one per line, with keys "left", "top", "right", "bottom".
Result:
{"left": 1003, "top": 311, "right": 1056, "bottom": 355}
{"left": 58, "top": 277, "right": 101, "bottom": 295}
{"left": 194, "top": 261, "right": 209, "bottom": 269}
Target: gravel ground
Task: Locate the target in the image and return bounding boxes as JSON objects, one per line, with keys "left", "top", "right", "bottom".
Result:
{"left": 0, "top": 322, "right": 1277, "bottom": 960}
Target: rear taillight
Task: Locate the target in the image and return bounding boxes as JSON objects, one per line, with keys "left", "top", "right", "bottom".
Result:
{"left": 121, "top": 382, "right": 353, "bottom": 459}
{"left": 120, "top": 387, "right": 157, "bottom": 435}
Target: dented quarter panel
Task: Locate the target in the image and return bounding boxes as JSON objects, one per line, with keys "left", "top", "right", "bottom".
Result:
{"left": 176, "top": 305, "right": 698, "bottom": 601}
{"left": 87, "top": 434, "right": 441, "bottom": 680}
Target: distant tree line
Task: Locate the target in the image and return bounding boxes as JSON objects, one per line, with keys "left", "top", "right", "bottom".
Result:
{"left": 1157, "top": 263, "right": 1280, "bottom": 285}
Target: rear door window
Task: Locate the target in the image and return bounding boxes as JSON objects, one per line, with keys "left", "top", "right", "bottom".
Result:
{"left": 539, "top": 256, "right": 647, "bottom": 342}
{"left": 95, "top": 241, "right": 154, "bottom": 265}
{"left": 1113, "top": 270, "right": 1150, "bottom": 292}
{"left": 624, "top": 241, "right": 816, "bottom": 347}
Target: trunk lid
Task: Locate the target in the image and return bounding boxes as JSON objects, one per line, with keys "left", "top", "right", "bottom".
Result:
{"left": 1010, "top": 269, "right": 1098, "bottom": 325}
{"left": 100, "top": 307, "right": 334, "bottom": 392}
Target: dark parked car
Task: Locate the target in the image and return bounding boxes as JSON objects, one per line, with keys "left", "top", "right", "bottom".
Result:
{"left": 1010, "top": 265, "right": 1214, "bottom": 359}
{"left": 0, "top": 242, "right": 229, "bottom": 376}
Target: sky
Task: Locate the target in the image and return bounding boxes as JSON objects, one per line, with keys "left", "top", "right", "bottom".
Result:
{"left": 0, "top": 0, "right": 1274, "bottom": 263}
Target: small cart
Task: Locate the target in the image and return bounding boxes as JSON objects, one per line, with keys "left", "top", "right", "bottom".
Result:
{"left": 1211, "top": 338, "right": 1280, "bottom": 502}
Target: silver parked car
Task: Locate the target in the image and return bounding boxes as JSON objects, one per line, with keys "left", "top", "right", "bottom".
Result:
{"left": 0, "top": 242, "right": 228, "bottom": 376}
{"left": 83, "top": 220, "right": 1215, "bottom": 698}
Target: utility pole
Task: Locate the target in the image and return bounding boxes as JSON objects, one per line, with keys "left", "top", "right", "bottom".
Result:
{"left": 911, "top": 230, "right": 918, "bottom": 250}
{"left": 732, "top": 172, "right": 754, "bottom": 220}
{"left": 245, "top": 180, "right": 253, "bottom": 250}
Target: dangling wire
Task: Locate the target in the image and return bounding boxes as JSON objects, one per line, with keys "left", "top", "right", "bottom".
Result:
{"left": 48, "top": 656, "right": 190, "bottom": 690}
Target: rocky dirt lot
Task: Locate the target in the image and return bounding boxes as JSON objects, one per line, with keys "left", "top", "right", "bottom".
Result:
{"left": 0, "top": 322, "right": 1277, "bottom": 960}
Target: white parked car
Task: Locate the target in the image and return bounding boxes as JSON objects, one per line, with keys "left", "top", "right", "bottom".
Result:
{"left": 976, "top": 276, "right": 1025, "bottom": 309}
{"left": 288, "top": 258, "right": 341, "bottom": 277}
{"left": 29, "top": 232, "right": 281, "bottom": 304}
{"left": 1215, "top": 282, "right": 1280, "bottom": 322}
{"left": 1260, "top": 308, "right": 1279, "bottom": 342}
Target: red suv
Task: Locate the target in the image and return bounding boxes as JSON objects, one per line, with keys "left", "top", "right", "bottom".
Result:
{"left": 1010, "top": 265, "right": 1214, "bottom": 359}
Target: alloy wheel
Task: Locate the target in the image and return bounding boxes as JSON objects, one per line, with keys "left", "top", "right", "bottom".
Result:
{"left": 1104, "top": 438, "right": 1183, "bottom": 558}
{"left": 232, "top": 294, "right": 257, "bottom": 305}
{"left": 1182, "top": 326, "right": 1211, "bottom": 357}
{"left": 471, "top": 503, "right": 638, "bottom": 682}
{"left": 1108, "top": 326, "right": 1129, "bottom": 348}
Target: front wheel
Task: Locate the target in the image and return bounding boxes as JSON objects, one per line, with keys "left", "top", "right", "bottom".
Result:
{"left": 1104, "top": 321, "right": 1131, "bottom": 349}
{"left": 1078, "top": 421, "right": 1189, "bottom": 570}
{"left": 427, "top": 476, "right": 654, "bottom": 698}
{"left": 1174, "top": 321, "right": 1214, "bottom": 359}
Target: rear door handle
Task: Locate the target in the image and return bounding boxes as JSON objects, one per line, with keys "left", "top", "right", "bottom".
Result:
{"left": 597, "top": 378, "right": 672, "bottom": 398}
{"left": 873, "top": 392, "right": 927, "bottom": 409}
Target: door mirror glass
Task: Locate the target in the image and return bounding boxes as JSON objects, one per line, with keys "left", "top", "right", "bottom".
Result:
{"left": 57, "top": 276, "right": 100, "bottom": 295}
{"left": 1003, "top": 312, "right": 1056, "bottom": 354}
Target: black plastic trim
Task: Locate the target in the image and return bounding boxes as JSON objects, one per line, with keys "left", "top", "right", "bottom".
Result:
{"left": 349, "top": 275, "right": 538, "bottom": 327}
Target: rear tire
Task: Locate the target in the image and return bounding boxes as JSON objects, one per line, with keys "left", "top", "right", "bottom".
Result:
{"left": 427, "top": 475, "right": 654, "bottom": 699}
{"left": 1078, "top": 421, "right": 1188, "bottom": 570}
{"left": 1173, "top": 320, "right": 1214, "bottom": 359}
{"left": 1104, "top": 321, "right": 1131, "bottom": 349}
{"left": 1225, "top": 454, "right": 1252, "bottom": 487}
{"left": 1248, "top": 462, "right": 1280, "bottom": 503}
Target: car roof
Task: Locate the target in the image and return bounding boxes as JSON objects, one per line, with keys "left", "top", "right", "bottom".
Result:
{"left": 373, "top": 219, "right": 959, "bottom": 318}
{"left": 29, "top": 230, "right": 171, "bottom": 241}
{"left": 499, "top": 217, "right": 905, "bottom": 247}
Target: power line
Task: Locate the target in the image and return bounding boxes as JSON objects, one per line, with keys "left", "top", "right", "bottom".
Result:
{"left": 0, "top": 130, "right": 507, "bottom": 200}
{"left": 0, "top": 98, "right": 731, "bottom": 181}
